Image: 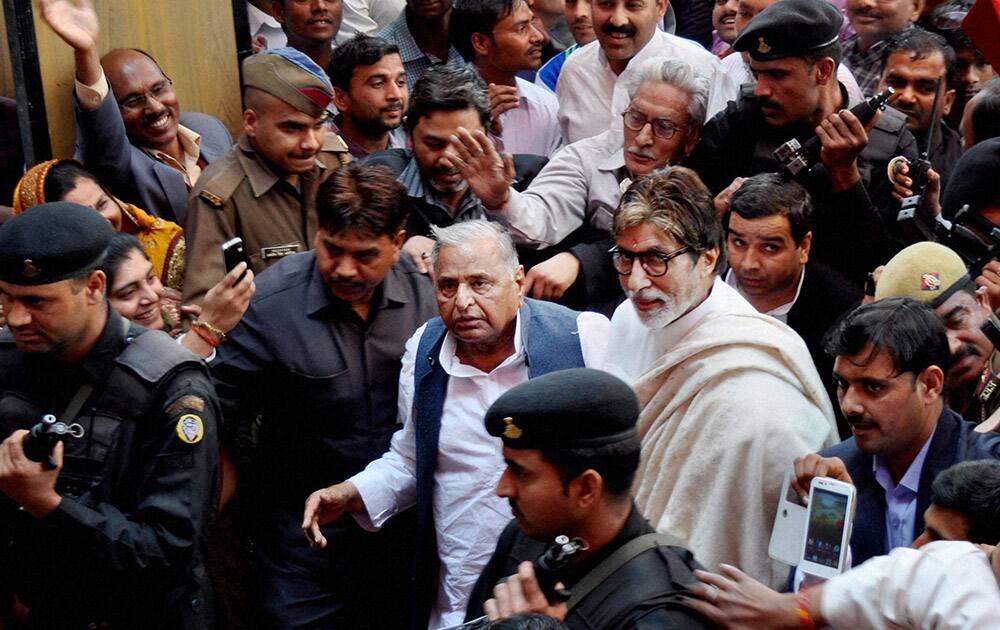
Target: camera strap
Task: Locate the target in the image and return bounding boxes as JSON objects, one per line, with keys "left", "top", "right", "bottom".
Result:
{"left": 565, "top": 532, "right": 689, "bottom": 611}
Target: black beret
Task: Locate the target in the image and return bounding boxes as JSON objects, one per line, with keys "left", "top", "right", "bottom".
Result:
{"left": 733, "top": 0, "right": 843, "bottom": 62}
{"left": 942, "top": 137, "right": 1000, "bottom": 221}
{"left": 484, "top": 368, "right": 640, "bottom": 450}
{"left": 0, "top": 202, "right": 113, "bottom": 286}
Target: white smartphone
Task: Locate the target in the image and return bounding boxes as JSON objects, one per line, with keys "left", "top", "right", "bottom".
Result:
{"left": 768, "top": 466, "right": 808, "bottom": 565}
{"left": 799, "top": 477, "right": 856, "bottom": 579}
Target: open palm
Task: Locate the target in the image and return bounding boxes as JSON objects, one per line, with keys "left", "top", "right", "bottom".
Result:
{"left": 39, "top": 0, "right": 99, "bottom": 51}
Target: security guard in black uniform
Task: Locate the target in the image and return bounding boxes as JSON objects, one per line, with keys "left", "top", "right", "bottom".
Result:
{"left": 0, "top": 203, "right": 219, "bottom": 629}
{"left": 465, "top": 368, "right": 712, "bottom": 629}
{"left": 684, "top": 0, "right": 918, "bottom": 286}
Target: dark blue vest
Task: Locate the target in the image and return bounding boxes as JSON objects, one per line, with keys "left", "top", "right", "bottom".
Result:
{"left": 410, "top": 298, "right": 586, "bottom": 627}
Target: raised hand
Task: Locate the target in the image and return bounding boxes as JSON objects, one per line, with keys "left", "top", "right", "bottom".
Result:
{"left": 442, "top": 127, "right": 515, "bottom": 211}
{"left": 39, "top": 0, "right": 100, "bottom": 52}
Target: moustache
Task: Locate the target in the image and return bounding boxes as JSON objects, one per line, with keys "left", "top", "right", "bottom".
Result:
{"left": 626, "top": 146, "right": 656, "bottom": 160}
{"left": 851, "top": 7, "right": 883, "bottom": 19}
{"left": 758, "top": 98, "right": 783, "bottom": 112}
{"left": 846, "top": 414, "right": 878, "bottom": 430}
{"left": 954, "top": 343, "right": 983, "bottom": 362}
{"left": 602, "top": 23, "right": 638, "bottom": 37}
{"left": 142, "top": 110, "right": 171, "bottom": 125}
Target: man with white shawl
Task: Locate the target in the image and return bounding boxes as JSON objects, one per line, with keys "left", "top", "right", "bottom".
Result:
{"left": 603, "top": 166, "right": 839, "bottom": 589}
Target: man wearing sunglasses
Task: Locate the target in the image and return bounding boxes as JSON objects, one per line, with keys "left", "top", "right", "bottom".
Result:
{"left": 446, "top": 57, "right": 708, "bottom": 313}
{"left": 603, "top": 167, "right": 839, "bottom": 590}
{"left": 40, "top": 0, "right": 234, "bottom": 225}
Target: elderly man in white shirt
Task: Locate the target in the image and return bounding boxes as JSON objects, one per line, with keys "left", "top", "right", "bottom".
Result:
{"left": 301, "top": 220, "right": 608, "bottom": 629}
{"left": 555, "top": 0, "right": 736, "bottom": 144}
{"left": 444, "top": 57, "right": 709, "bottom": 311}
{"left": 602, "top": 167, "right": 838, "bottom": 589}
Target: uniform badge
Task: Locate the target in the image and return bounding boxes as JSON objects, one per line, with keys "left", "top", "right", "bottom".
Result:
{"left": 176, "top": 414, "right": 205, "bottom": 444}
{"left": 757, "top": 37, "right": 771, "bottom": 54}
{"left": 502, "top": 417, "right": 522, "bottom": 440}
{"left": 198, "top": 190, "right": 224, "bottom": 208}
{"left": 22, "top": 259, "right": 40, "bottom": 278}
{"left": 920, "top": 272, "right": 941, "bottom": 291}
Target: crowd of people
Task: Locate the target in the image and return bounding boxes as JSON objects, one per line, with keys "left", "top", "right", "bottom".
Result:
{"left": 1, "top": 0, "right": 999, "bottom": 627}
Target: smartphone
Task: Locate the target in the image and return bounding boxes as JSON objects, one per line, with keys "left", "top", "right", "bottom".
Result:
{"left": 799, "top": 477, "right": 856, "bottom": 579}
{"left": 768, "top": 466, "right": 808, "bottom": 565}
{"left": 222, "top": 237, "right": 251, "bottom": 284}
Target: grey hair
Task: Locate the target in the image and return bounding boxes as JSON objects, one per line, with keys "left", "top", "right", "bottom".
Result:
{"left": 625, "top": 57, "right": 711, "bottom": 127}
{"left": 430, "top": 220, "right": 519, "bottom": 274}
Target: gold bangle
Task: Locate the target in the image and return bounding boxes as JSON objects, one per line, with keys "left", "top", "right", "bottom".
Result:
{"left": 191, "top": 319, "right": 226, "bottom": 343}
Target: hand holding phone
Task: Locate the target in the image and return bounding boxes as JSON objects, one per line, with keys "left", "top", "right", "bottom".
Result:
{"left": 222, "top": 237, "right": 252, "bottom": 284}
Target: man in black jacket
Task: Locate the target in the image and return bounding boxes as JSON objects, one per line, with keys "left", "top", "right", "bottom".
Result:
{"left": 465, "top": 368, "right": 712, "bottom": 629}
{"left": 685, "top": 0, "right": 918, "bottom": 285}
{"left": 792, "top": 298, "right": 1000, "bottom": 573}
{"left": 725, "top": 173, "right": 861, "bottom": 437}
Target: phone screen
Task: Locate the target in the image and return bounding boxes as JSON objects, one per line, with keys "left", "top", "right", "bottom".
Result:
{"left": 803, "top": 488, "right": 847, "bottom": 568}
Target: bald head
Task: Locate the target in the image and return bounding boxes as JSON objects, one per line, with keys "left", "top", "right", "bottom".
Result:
{"left": 101, "top": 49, "right": 180, "bottom": 151}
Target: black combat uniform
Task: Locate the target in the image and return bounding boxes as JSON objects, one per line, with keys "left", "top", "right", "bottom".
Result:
{"left": 687, "top": 89, "right": 917, "bottom": 285}
{"left": 685, "top": 0, "right": 919, "bottom": 285}
{"left": 466, "top": 509, "right": 712, "bottom": 629}
{"left": 0, "top": 311, "right": 219, "bottom": 629}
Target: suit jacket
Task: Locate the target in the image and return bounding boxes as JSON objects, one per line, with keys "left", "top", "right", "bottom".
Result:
{"left": 822, "top": 407, "right": 1000, "bottom": 567}
{"left": 74, "top": 90, "right": 232, "bottom": 225}
{"left": 787, "top": 261, "right": 862, "bottom": 439}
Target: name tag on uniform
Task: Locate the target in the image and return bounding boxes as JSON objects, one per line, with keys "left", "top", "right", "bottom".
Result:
{"left": 260, "top": 243, "right": 302, "bottom": 260}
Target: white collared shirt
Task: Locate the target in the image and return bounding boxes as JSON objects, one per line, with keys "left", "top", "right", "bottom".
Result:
{"left": 555, "top": 31, "right": 737, "bottom": 144}
{"left": 350, "top": 309, "right": 609, "bottom": 629}
{"left": 724, "top": 266, "right": 806, "bottom": 324}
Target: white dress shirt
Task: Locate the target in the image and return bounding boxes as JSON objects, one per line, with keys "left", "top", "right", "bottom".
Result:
{"left": 724, "top": 267, "right": 805, "bottom": 324}
{"left": 350, "top": 310, "right": 609, "bottom": 629}
{"left": 555, "top": 32, "right": 737, "bottom": 144}
{"left": 494, "top": 78, "right": 562, "bottom": 157}
{"left": 820, "top": 541, "right": 1000, "bottom": 629}
{"left": 720, "top": 52, "right": 865, "bottom": 108}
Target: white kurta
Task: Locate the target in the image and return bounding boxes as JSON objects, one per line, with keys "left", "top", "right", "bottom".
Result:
{"left": 351, "top": 311, "right": 609, "bottom": 629}
{"left": 555, "top": 32, "right": 738, "bottom": 144}
{"left": 605, "top": 278, "right": 838, "bottom": 589}
{"left": 821, "top": 541, "right": 1000, "bottom": 629}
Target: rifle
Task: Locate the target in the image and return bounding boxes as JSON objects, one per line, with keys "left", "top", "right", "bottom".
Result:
{"left": 896, "top": 76, "right": 945, "bottom": 244}
{"left": 22, "top": 414, "right": 85, "bottom": 469}
{"left": 773, "top": 88, "right": 894, "bottom": 178}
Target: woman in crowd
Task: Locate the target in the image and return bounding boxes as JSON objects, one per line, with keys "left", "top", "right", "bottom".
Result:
{"left": 13, "top": 159, "right": 185, "bottom": 290}
{"left": 101, "top": 232, "right": 253, "bottom": 358}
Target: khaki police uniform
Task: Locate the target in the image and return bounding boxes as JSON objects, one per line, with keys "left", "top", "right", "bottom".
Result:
{"left": 181, "top": 132, "right": 349, "bottom": 304}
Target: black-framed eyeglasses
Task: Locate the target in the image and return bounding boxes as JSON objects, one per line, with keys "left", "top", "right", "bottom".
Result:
{"left": 609, "top": 245, "right": 692, "bottom": 277}
{"left": 119, "top": 79, "right": 174, "bottom": 111}
{"left": 622, "top": 108, "right": 685, "bottom": 140}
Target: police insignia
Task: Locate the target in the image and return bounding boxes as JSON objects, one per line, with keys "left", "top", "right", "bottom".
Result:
{"left": 22, "top": 259, "right": 40, "bottom": 278}
{"left": 176, "top": 414, "right": 205, "bottom": 444}
{"left": 920, "top": 272, "right": 941, "bottom": 291}
{"left": 502, "top": 417, "right": 522, "bottom": 440}
{"left": 757, "top": 37, "right": 771, "bottom": 54}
